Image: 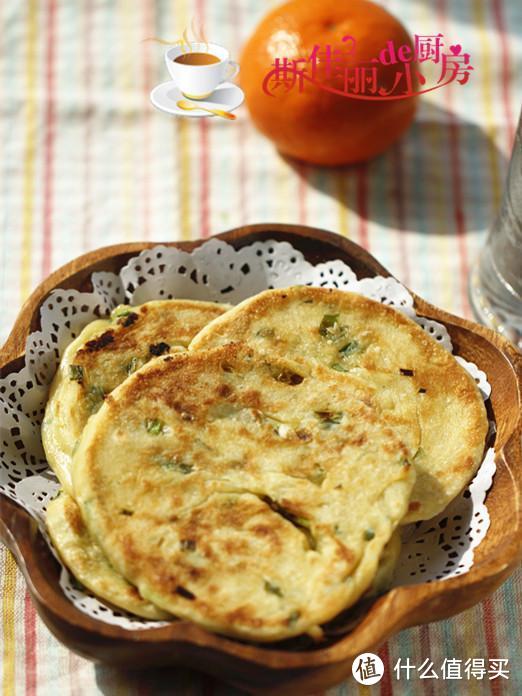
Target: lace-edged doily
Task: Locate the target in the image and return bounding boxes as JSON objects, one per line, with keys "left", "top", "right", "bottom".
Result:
{"left": 0, "top": 240, "right": 495, "bottom": 630}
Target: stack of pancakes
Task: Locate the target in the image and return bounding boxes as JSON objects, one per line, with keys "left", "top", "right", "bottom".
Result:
{"left": 43, "top": 287, "right": 488, "bottom": 642}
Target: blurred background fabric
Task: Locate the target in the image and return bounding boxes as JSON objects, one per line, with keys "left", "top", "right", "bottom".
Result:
{"left": 0, "top": 0, "right": 521, "bottom": 694}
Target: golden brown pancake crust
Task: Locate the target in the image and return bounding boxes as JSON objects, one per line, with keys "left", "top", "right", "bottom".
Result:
{"left": 190, "top": 286, "right": 488, "bottom": 522}
{"left": 46, "top": 491, "right": 171, "bottom": 620}
{"left": 42, "top": 300, "right": 229, "bottom": 492}
{"left": 72, "top": 344, "right": 416, "bottom": 641}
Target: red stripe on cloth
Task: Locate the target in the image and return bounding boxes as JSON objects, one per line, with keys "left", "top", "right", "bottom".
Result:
{"left": 419, "top": 625, "right": 435, "bottom": 696}
{"left": 356, "top": 163, "right": 369, "bottom": 249}
{"left": 24, "top": 590, "right": 37, "bottom": 696}
{"left": 68, "top": 652, "right": 82, "bottom": 696}
{"left": 483, "top": 597, "right": 502, "bottom": 696}
{"left": 491, "top": 0, "right": 516, "bottom": 148}
{"left": 378, "top": 642, "right": 393, "bottom": 696}
{"left": 391, "top": 143, "right": 411, "bottom": 286}
{"left": 82, "top": 0, "right": 93, "bottom": 252}
{"left": 141, "top": 0, "right": 155, "bottom": 240}
{"left": 42, "top": 0, "right": 57, "bottom": 278}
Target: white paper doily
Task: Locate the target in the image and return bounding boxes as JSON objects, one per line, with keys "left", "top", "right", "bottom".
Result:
{"left": 0, "top": 240, "right": 495, "bottom": 631}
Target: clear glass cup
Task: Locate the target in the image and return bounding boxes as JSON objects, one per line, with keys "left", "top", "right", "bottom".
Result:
{"left": 470, "top": 109, "right": 522, "bottom": 348}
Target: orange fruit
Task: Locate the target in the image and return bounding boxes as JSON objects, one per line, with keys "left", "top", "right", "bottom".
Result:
{"left": 240, "top": 0, "right": 418, "bottom": 165}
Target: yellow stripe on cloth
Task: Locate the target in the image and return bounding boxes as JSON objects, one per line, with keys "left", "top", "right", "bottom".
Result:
{"left": 20, "top": 0, "right": 38, "bottom": 300}
{"left": 175, "top": 0, "right": 192, "bottom": 240}
{"left": 2, "top": 551, "right": 17, "bottom": 696}
{"left": 336, "top": 171, "right": 351, "bottom": 238}
{"left": 177, "top": 118, "right": 192, "bottom": 241}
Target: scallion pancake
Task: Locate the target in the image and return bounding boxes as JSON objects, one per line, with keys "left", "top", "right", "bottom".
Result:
{"left": 190, "top": 286, "right": 488, "bottom": 522}
{"left": 72, "top": 344, "right": 416, "bottom": 641}
{"left": 46, "top": 491, "right": 171, "bottom": 620}
{"left": 42, "top": 299, "right": 229, "bottom": 492}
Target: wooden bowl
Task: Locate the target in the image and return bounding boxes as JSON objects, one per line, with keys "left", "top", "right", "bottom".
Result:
{"left": 1, "top": 224, "right": 521, "bottom": 695}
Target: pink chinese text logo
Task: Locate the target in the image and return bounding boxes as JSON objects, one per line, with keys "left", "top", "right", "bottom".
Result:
{"left": 263, "top": 34, "right": 473, "bottom": 100}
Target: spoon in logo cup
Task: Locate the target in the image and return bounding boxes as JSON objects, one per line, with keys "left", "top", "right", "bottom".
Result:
{"left": 177, "top": 99, "right": 236, "bottom": 120}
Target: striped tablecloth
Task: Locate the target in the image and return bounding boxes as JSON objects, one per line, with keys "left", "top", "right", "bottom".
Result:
{"left": 1, "top": 1, "right": 521, "bottom": 694}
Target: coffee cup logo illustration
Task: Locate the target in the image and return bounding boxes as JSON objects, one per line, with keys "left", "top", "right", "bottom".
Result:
{"left": 148, "top": 25, "right": 243, "bottom": 120}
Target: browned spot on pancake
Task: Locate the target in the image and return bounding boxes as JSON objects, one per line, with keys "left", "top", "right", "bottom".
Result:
{"left": 398, "top": 442, "right": 411, "bottom": 458}
{"left": 278, "top": 498, "right": 307, "bottom": 518}
{"left": 166, "top": 400, "right": 197, "bottom": 420}
{"left": 65, "top": 502, "right": 85, "bottom": 536}
{"left": 408, "top": 501, "right": 421, "bottom": 512}
{"left": 149, "top": 341, "right": 170, "bottom": 356}
{"left": 382, "top": 441, "right": 405, "bottom": 456}
{"left": 225, "top": 606, "right": 263, "bottom": 628}
{"left": 103, "top": 394, "right": 116, "bottom": 408}
{"left": 169, "top": 495, "right": 183, "bottom": 509}
{"left": 223, "top": 538, "right": 249, "bottom": 555}
{"left": 175, "top": 585, "right": 196, "bottom": 600}
{"left": 268, "top": 366, "right": 304, "bottom": 385}
{"left": 218, "top": 384, "right": 232, "bottom": 398}
{"left": 240, "top": 389, "right": 262, "bottom": 410}
{"left": 121, "top": 312, "right": 139, "bottom": 327}
{"left": 237, "top": 425, "right": 255, "bottom": 439}
{"left": 451, "top": 456, "right": 475, "bottom": 475}
{"left": 84, "top": 331, "right": 115, "bottom": 352}
{"left": 126, "top": 586, "right": 142, "bottom": 600}
{"left": 188, "top": 566, "right": 204, "bottom": 581}
{"left": 217, "top": 502, "right": 258, "bottom": 529}
{"left": 334, "top": 542, "right": 355, "bottom": 565}
{"left": 121, "top": 534, "right": 141, "bottom": 567}
{"left": 249, "top": 524, "right": 283, "bottom": 551}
